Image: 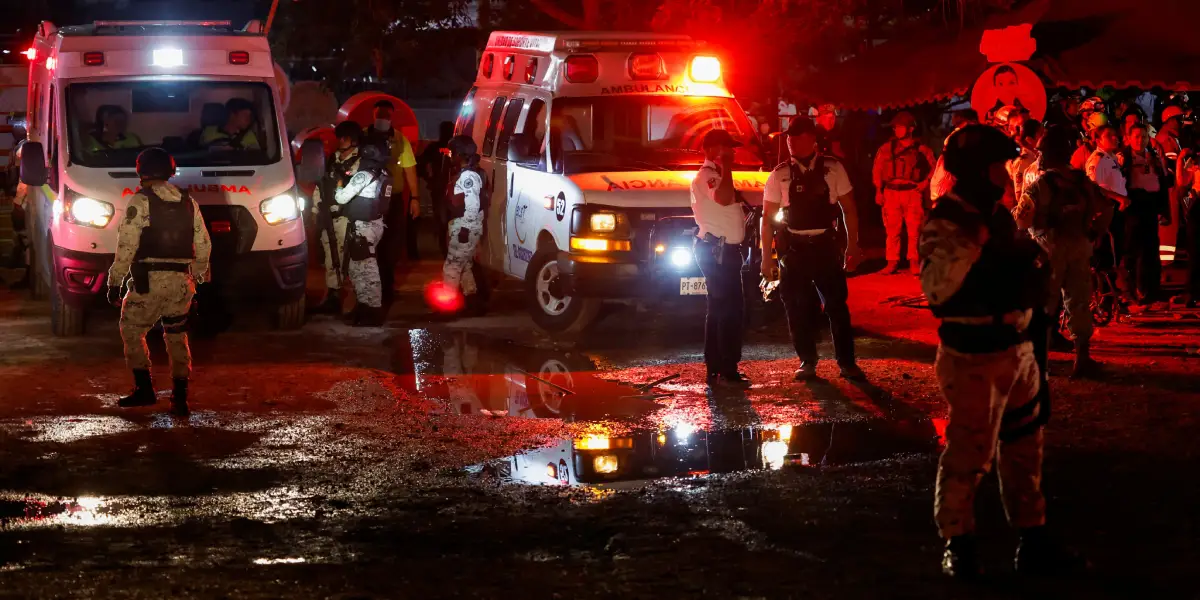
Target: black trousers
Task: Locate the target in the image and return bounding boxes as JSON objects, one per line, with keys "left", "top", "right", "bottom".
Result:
{"left": 780, "top": 232, "right": 856, "bottom": 366}
{"left": 378, "top": 192, "right": 406, "bottom": 306}
{"left": 1123, "top": 189, "right": 1164, "bottom": 302}
{"left": 695, "top": 239, "right": 745, "bottom": 377}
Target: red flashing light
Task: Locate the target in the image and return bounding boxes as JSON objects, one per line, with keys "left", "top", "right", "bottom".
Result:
{"left": 211, "top": 221, "right": 232, "bottom": 234}
{"left": 424, "top": 281, "right": 464, "bottom": 313}
{"left": 481, "top": 53, "right": 494, "bottom": 78}
{"left": 564, "top": 55, "right": 598, "bottom": 84}
{"left": 502, "top": 54, "right": 515, "bottom": 80}
{"left": 525, "top": 57, "right": 538, "bottom": 84}
{"left": 83, "top": 52, "right": 105, "bottom": 66}
{"left": 229, "top": 51, "right": 250, "bottom": 65}
{"left": 628, "top": 53, "right": 665, "bottom": 80}
{"left": 21, "top": 47, "right": 36, "bottom": 61}
{"left": 689, "top": 55, "right": 721, "bottom": 83}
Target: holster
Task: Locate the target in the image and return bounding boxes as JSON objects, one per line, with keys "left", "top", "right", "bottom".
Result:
{"left": 345, "top": 223, "right": 375, "bottom": 261}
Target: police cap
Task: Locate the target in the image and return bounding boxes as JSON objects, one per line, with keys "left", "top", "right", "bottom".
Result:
{"left": 942, "top": 124, "right": 1020, "bottom": 179}
{"left": 701, "top": 129, "right": 743, "bottom": 149}
{"left": 784, "top": 117, "right": 817, "bottom": 137}
{"left": 135, "top": 148, "right": 176, "bottom": 180}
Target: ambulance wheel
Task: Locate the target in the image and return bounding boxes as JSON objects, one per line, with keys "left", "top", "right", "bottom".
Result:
{"left": 50, "top": 283, "right": 85, "bottom": 337}
{"left": 526, "top": 249, "right": 600, "bottom": 334}
{"left": 274, "top": 297, "right": 306, "bottom": 330}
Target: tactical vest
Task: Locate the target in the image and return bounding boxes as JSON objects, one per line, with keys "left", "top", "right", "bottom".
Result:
{"left": 1040, "top": 169, "right": 1094, "bottom": 238}
{"left": 133, "top": 187, "right": 195, "bottom": 261}
{"left": 343, "top": 168, "right": 393, "bottom": 222}
{"left": 785, "top": 159, "right": 838, "bottom": 232}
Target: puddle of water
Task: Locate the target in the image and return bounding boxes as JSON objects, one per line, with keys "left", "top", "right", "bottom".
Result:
{"left": 0, "top": 496, "right": 114, "bottom": 527}
{"left": 392, "top": 329, "right": 944, "bottom": 488}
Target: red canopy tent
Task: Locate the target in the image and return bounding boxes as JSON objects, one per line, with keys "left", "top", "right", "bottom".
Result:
{"left": 796, "top": 0, "right": 1200, "bottom": 109}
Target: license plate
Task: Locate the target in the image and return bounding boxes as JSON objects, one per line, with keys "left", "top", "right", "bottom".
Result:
{"left": 679, "top": 277, "right": 707, "bottom": 295}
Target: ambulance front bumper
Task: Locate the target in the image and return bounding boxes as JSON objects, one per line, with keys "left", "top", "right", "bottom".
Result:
{"left": 555, "top": 249, "right": 707, "bottom": 299}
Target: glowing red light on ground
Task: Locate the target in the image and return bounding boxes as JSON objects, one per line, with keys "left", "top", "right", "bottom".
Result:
{"left": 424, "top": 281, "right": 464, "bottom": 313}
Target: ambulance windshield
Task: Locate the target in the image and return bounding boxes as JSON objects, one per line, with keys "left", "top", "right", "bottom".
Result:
{"left": 549, "top": 95, "right": 762, "bottom": 174}
{"left": 66, "top": 81, "right": 281, "bottom": 168}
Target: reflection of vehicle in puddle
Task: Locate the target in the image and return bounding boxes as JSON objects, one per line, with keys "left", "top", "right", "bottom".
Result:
{"left": 402, "top": 330, "right": 946, "bottom": 487}
{"left": 480, "top": 419, "right": 942, "bottom": 488}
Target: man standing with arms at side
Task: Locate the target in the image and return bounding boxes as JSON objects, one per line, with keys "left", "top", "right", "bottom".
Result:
{"left": 364, "top": 100, "right": 420, "bottom": 304}
{"left": 108, "top": 148, "right": 211, "bottom": 417}
{"left": 310, "top": 121, "right": 363, "bottom": 315}
{"left": 761, "top": 118, "right": 864, "bottom": 381}
{"left": 691, "top": 129, "right": 751, "bottom": 390}
{"left": 919, "top": 125, "right": 1083, "bottom": 578}
{"left": 873, "top": 111, "right": 936, "bottom": 274}
{"left": 1015, "top": 126, "right": 1114, "bottom": 378}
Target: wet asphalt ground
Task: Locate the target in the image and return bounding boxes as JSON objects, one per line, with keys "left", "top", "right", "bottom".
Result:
{"left": 1, "top": 263, "right": 1199, "bottom": 599}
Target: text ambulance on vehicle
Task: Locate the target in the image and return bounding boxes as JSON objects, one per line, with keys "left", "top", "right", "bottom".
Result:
{"left": 456, "top": 31, "right": 768, "bottom": 332}
{"left": 19, "top": 20, "right": 306, "bottom": 336}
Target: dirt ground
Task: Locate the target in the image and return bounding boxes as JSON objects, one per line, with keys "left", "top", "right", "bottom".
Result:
{"left": 0, "top": 266, "right": 1198, "bottom": 599}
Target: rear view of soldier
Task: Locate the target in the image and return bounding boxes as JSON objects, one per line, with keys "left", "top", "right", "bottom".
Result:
{"left": 107, "top": 148, "right": 211, "bottom": 416}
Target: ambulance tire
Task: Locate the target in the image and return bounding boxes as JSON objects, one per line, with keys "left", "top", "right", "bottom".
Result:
{"left": 50, "top": 282, "right": 85, "bottom": 337}
{"left": 274, "top": 296, "right": 307, "bottom": 330}
{"left": 525, "top": 249, "right": 600, "bottom": 334}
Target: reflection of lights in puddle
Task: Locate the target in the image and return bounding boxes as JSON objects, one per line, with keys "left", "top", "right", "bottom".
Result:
{"left": 253, "top": 557, "right": 307, "bottom": 565}
{"left": 1, "top": 496, "right": 114, "bottom": 527}
{"left": 13, "top": 415, "right": 139, "bottom": 443}
{"left": 672, "top": 422, "right": 697, "bottom": 445}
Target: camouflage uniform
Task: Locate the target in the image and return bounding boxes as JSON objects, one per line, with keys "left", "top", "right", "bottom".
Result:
{"left": 443, "top": 169, "right": 485, "bottom": 296}
{"left": 108, "top": 182, "right": 211, "bottom": 379}
{"left": 311, "top": 148, "right": 359, "bottom": 294}
{"left": 334, "top": 166, "right": 387, "bottom": 309}
{"left": 1014, "top": 166, "right": 1114, "bottom": 342}
{"left": 873, "top": 139, "right": 936, "bottom": 264}
{"left": 919, "top": 192, "right": 1047, "bottom": 539}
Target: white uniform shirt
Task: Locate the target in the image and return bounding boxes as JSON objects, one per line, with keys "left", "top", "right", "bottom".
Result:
{"left": 763, "top": 154, "right": 852, "bottom": 235}
{"left": 1085, "top": 150, "right": 1128, "bottom": 197}
{"left": 452, "top": 170, "right": 485, "bottom": 227}
{"left": 690, "top": 160, "right": 746, "bottom": 244}
{"left": 335, "top": 170, "right": 383, "bottom": 204}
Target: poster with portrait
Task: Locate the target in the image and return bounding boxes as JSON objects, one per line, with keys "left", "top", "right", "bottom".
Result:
{"left": 970, "top": 62, "right": 1047, "bottom": 123}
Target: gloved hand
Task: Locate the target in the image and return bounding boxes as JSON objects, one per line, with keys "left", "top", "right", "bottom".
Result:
{"left": 107, "top": 285, "right": 123, "bottom": 307}
{"left": 457, "top": 227, "right": 470, "bottom": 244}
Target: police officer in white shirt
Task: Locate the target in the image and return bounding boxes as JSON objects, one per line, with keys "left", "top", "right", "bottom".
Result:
{"left": 1085, "top": 123, "right": 1132, "bottom": 287}
{"left": 761, "top": 118, "right": 865, "bottom": 381}
{"left": 691, "top": 129, "right": 751, "bottom": 390}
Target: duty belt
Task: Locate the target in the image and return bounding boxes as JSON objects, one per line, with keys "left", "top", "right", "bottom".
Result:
{"left": 942, "top": 309, "right": 1031, "bottom": 327}
{"left": 884, "top": 181, "right": 918, "bottom": 191}
{"left": 134, "top": 262, "right": 190, "bottom": 273}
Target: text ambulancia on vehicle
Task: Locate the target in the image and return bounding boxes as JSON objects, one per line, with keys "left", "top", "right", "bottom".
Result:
{"left": 19, "top": 20, "right": 307, "bottom": 336}
{"left": 456, "top": 31, "right": 768, "bottom": 333}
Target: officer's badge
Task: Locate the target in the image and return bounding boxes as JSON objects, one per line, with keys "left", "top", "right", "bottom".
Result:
{"left": 462, "top": 176, "right": 475, "bottom": 190}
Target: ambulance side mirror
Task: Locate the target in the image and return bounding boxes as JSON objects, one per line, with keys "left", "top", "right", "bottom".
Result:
{"left": 296, "top": 139, "right": 326, "bottom": 186}
{"left": 19, "top": 142, "right": 47, "bottom": 187}
{"left": 507, "top": 133, "right": 538, "bottom": 166}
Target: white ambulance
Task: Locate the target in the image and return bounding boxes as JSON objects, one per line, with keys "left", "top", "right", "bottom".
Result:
{"left": 457, "top": 31, "right": 768, "bottom": 332}
{"left": 19, "top": 20, "right": 306, "bottom": 336}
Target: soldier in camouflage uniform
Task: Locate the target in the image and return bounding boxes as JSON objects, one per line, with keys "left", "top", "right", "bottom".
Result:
{"left": 873, "top": 111, "right": 936, "bottom": 274}
{"left": 919, "top": 125, "right": 1084, "bottom": 578}
{"left": 1014, "top": 126, "right": 1114, "bottom": 378}
{"left": 442, "top": 135, "right": 487, "bottom": 315}
{"left": 310, "top": 121, "right": 363, "bottom": 315}
{"left": 333, "top": 143, "right": 392, "bottom": 326}
{"left": 107, "top": 148, "right": 211, "bottom": 417}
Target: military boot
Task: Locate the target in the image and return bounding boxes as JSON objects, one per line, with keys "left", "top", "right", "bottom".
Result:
{"left": 941, "top": 535, "right": 981, "bottom": 579}
{"left": 884, "top": 261, "right": 901, "bottom": 275}
{"left": 170, "top": 378, "right": 190, "bottom": 417}
{"left": 1070, "top": 339, "right": 1102, "bottom": 379}
{"left": 118, "top": 369, "right": 156, "bottom": 408}
{"left": 1015, "top": 526, "right": 1089, "bottom": 575}
{"left": 310, "top": 291, "right": 341, "bottom": 315}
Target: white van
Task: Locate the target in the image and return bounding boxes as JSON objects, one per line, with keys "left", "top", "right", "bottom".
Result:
{"left": 19, "top": 20, "right": 306, "bottom": 336}
{"left": 457, "top": 31, "right": 768, "bottom": 332}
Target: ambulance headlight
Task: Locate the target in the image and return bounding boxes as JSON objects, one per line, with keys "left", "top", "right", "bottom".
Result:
{"left": 670, "top": 247, "right": 693, "bottom": 268}
{"left": 65, "top": 196, "right": 114, "bottom": 228}
{"left": 261, "top": 194, "right": 299, "bottom": 224}
{"left": 589, "top": 212, "right": 617, "bottom": 232}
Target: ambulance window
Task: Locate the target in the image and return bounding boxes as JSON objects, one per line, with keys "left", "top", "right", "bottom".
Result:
{"left": 455, "top": 87, "right": 478, "bottom": 136}
{"left": 46, "top": 85, "right": 57, "bottom": 164}
{"left": 480, "top": 96, "right": 507, "bottom": 157}
{"left": 493, "top": 97, "right": 525, "bottom": 160}
{"left": 522, "top": 99, "right": 548, "bottom": 148}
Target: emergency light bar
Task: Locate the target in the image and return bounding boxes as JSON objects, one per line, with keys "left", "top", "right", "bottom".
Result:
{"left": 488, "top": 33, "right": 556, "bottom": 53}
{"left": 562, "top": 38, "right": 702, "bottom": 52}
{"left": 689, "top": 56, "right": 721, "bottom": 83}
{"left": 628, "top": 53, "right": 666, "bottom": 80}
{"left": 564, "top": 55, "right": 599, "bottom": 83}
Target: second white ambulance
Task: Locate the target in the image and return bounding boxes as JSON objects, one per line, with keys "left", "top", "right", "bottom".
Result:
{"left": 457, "top": 31, "right": 768, "bottom": 332}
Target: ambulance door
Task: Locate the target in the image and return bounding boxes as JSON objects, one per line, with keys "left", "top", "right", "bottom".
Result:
{"left": 503, "top": 95, "right": 549, "bottom": 281}
{"left": 489, "top": 94, "right": 531, "bottom": 277}
{"left": 475, "top": 89, "right": 513, "bottom": 273}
